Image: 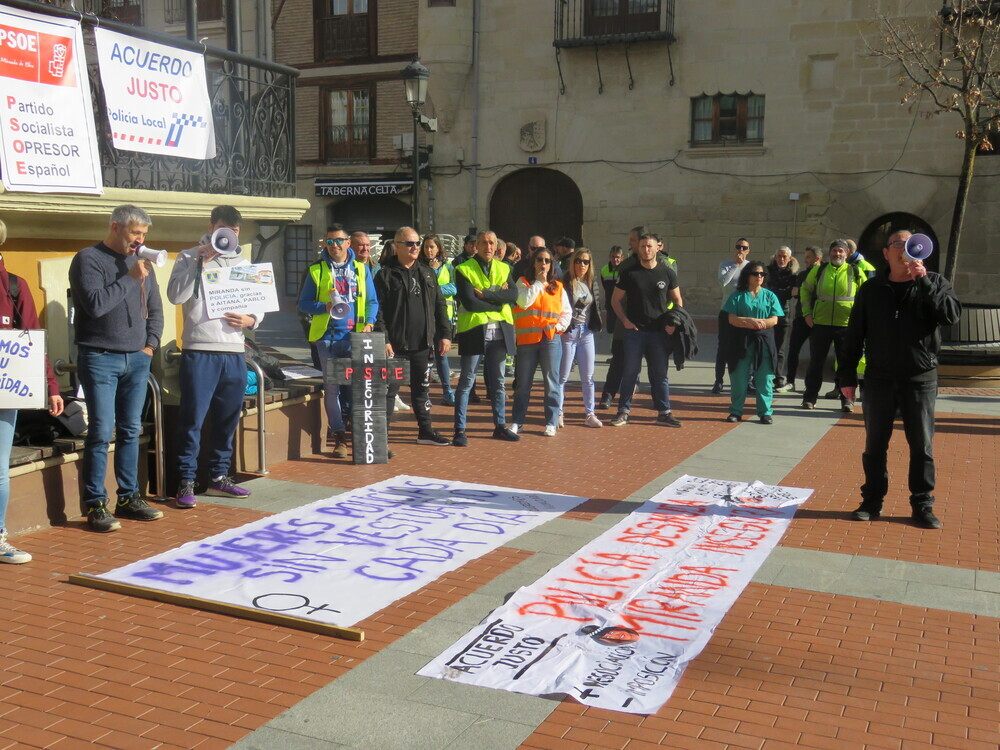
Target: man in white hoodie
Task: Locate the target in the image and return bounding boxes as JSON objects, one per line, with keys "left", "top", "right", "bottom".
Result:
{"left": 167, "top": 206, "right": 260, "bottom": 508}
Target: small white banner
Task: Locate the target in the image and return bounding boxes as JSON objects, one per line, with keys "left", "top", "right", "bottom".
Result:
{"left": 92, "top": 476, "right": 588, "bottom": 627}
{"left": 0, "top": 329, "right": 47, "bottom": 409}
{"left": 0, "top": 6, "right": 102, "bottom": 194}
{"left": 94, "top": 27, "right": 216, "bottom": 159}
{"left": 418, "top": 475, "right": 812, "bottom": 715}
{"left": 202, "top": 262, "right": 280, "bottom": 319}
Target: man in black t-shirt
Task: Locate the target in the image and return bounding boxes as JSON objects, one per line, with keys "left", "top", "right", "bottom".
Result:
{"left": 609, "top": 233, "right": 684, "bottom": 428}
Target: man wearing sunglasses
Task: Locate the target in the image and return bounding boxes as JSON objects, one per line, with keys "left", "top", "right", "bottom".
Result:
{"left": 298, "top": 224, "right": 378, "bottom": 458}
{"left": 839, "top": 230, "right": 960, "bottom": 529}
{"left": 713, "top": 239, "right": 751, "bottom": 394}
{"left": 374, "top": 227, "right": 453, "bottom": 448}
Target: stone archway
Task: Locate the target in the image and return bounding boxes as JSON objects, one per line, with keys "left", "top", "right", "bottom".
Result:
{"left": 858, "top": 212, "right": 940, "bottom": 275}
{"left": 489, "top": 168, "right": 583, "bottom": 250}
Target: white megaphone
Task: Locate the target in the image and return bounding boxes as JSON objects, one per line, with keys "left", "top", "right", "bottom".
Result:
{"left": 903, "top": 233, "right": 934, "bottom": 263}
{"left": 210, "top": 226, "right": 241, "bottom": 256}
{"left": 329, "top": 289, "right": 352, "bottom": 320}
{"left": 134, "top": 245, "right": 167, "bottom": 267}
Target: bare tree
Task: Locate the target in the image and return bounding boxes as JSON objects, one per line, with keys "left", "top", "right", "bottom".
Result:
{"left": 868, "top": 1, "right": 1000, "bottom": 280}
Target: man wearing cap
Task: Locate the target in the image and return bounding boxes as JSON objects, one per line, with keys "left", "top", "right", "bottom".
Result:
{"left": 839, "top": 230, "right": 960, "bottom": 529}
{"left": 799, "top": 238, "right": 867, "bottom": 411}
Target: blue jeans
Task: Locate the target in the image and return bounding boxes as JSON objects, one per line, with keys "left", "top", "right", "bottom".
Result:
{"left": 454, "top": 339, "right": 508, "bottom": 432}
{"left": 513, "top": 337, "right": 563, "bottom": 428}
{"left": 617, "top": 328, "right": 671, "bottom": 414}
{"left": 316, "top": 336, "right": 351, "bottom": 432}
{"left": 0, "top": 409, "right": 17, "bottom": 528}
{"left": 77, "top": 347, "right": 152, "bottom": 506}
{"left": 560, "top": 323, "right": 596, "bottom": 416}
{"left": 176, "top": 351, "right": 246, "bottom": 483}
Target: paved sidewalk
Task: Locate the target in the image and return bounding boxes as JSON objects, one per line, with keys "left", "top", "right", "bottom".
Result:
{"left": 0, "top": 347, "right": 997, "bottom": 750}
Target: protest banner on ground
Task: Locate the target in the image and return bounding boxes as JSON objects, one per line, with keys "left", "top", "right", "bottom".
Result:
{"left": 81, "top": 477, "right": 587, "bottom": 634}
{"left": 418, "top": 474, "right": 812, "bottom": 715}
{"left": 0, "top": 329, "right": 47, "bottom": 409}
{"left": 94, "top": 27, "right": 216, "bottom": 159}
{"left": 0, "top": 6, "right": 101, "bottom": 194}
{"left": 201, "top": 262, "right": 280, "bottom": 319}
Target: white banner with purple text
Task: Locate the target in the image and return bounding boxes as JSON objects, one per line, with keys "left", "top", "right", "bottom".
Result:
{"left": 93, "top": 477, "right": 587, "bottom": 627}
{"left": 94, "top": 27, "right": 216, "bottom": 159}
{"left": 418, "top": 475, "right": 812, "bottom": 715}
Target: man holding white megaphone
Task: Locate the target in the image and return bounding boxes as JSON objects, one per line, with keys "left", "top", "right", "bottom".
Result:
{"left": 838, "top": 230, "right": 960, "bottom": 530}
{"left": 167, "top": 206, "right": 260, "bottom": 509}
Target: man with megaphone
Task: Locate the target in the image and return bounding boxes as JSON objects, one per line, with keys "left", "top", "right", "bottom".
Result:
{"left": 839, "top": 230, "right": 961, "bottom": 530}
{"left": 167, "top": 206, "right": 260, "bottom": 509}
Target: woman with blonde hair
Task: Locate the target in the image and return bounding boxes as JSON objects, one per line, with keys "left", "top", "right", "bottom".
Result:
{"left": 559, "top": 247, "right": 604, "bottom": 428}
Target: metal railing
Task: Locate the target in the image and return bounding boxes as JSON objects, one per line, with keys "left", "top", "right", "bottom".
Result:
{"left": 554, "top": 0, "right": 676, "bottom": 47}
{"left": 164, "top": 0, "right": 224, "bottom": 25}
{"left": 14, "top": 0, "right": 298, "bottom": 198}
{"left": 244, "top": 358, "right": 269, "bottom": 475}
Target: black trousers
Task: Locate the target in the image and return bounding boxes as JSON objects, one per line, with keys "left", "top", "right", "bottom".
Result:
{"left": 785, "top": 316, "right": 810, "bottom": 387}
{"left": 860, "top": 377, "right": 937, "bottom": 508}
{"left": 714, "top": 309, "right": 735, "bottom": 383}
{"left": 803, "top": 324, "right": 848, "bottom": 403}
{"left": 386, "top": 348, "right": 434, "bottom": 436}
{"left": 772, "top": 302, "right": 792, "bottom": 384}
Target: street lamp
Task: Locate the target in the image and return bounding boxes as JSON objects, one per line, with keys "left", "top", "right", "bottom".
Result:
{"left": 401, "top": 58, "right": 430, "bottom": 231}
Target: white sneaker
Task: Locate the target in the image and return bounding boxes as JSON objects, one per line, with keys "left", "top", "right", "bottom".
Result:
{"left": 509, "top": 424, "right": 521, "bottom": 435}
{"left": 584, "top": 413, "right": 603, "bottom": 428}
{"left": 543, "top": 425, "right": 557, "bottom": 437}
{"left": 0, "top": 529, "right": 31, "bottom": 564}
{"left": 394, "top": 395, "right": 410, "bottom": 412}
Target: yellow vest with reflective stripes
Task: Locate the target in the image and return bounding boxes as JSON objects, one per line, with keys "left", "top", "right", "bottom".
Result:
{"left": 514, "top": 279, "right": 564, "bottom": 345}
{"left": 306, "top": 259, "right": 368, "bottom": 342}
{"left": 800, "top": 261, "right": 865, "bottom": 327}
{"left": 455, "top": 258, "right": 514, "bottom": 333}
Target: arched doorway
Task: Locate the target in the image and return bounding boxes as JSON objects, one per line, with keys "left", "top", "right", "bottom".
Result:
{"left": 858, "top": 212, "right": 940, "bottom": 275}
{"left": 489, "top": 168, "right": 583, "bottom": 250}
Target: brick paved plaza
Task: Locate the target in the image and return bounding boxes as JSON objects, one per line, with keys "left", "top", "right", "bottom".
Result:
{"left": 0, "top": 354, "right": 997, "bottom": 750}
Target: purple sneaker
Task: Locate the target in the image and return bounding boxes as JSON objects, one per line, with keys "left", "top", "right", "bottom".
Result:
{"left": 175, "top": 481, "right": 197, "bottom": 509}
{"left": 205, "top": 476, "right": 251, "bottom": 498}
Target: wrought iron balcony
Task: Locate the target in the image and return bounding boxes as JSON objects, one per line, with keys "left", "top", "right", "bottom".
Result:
{"left": 554, "top": 0, "right": 676, "bottom": 48}
{"left": 10, "top": 0, "right": 298, "bottom": 198}
{"left": 164, "top": 0, "right": 225, "bottom": 25}
{"left": 76, "top": 0, "right": 143, "bottom": 26}
{"left": 316, "top": 13, "right": 371, "bottom": 62}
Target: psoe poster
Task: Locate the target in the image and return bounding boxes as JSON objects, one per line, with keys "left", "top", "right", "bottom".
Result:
{"left": 94, "top": 27, "right": 216, "bottom": 160}
{"left": 0, "top": 6, "right": 102, "bottom": 194}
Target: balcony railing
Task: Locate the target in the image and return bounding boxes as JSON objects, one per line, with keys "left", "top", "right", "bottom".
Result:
{"left": 554, "top": 0, "right": 676, "bottom": 48}
{"left": 316, "top": 13, "right": 371, "bottom": 61}
{"left": 77, "top": 0, "right": 143, "bottom": 26}
{"left": 164, "top": 0, "right": 225, "bottom": 25}
{"left": 11, "top": 0, "right": 298, "bottom": 198}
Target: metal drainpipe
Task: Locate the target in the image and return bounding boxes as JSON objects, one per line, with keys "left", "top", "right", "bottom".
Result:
{"left": 469, "top": 0, "right": 481, "bottom": 232}
{"left": 245, "top": 359, "right": 269, "bottom": 474}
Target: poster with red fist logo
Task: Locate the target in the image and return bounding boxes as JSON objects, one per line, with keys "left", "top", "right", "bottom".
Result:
{"left": 0, "top": 5, "right": 102, "bottom": 194}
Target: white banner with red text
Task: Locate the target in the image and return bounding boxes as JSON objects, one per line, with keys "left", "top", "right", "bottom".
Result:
{"left": 92, "top": 476, "right": 587, "bottom": 627}
{"left": 94, "top": 27, "right": 216, "bottom": 159}
{"left": 0, "top": 5, "right": 102, "bottom": 193}
{"left": 418, "top": 475, "right": 812, "bottom": 715}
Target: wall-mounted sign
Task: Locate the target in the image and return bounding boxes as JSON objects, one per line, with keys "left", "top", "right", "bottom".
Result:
{"left": 0, "top": 6, "right": 102, "bottom": 194}
{"left": 315, "top": 178, "right": 413, "bottom": 198}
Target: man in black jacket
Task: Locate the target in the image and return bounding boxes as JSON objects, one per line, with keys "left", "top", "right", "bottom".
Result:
{"left": 375, "top": 226, "right": 453, "bottom": 447}
{"left": 840, "top": 230, "right": 961, "bottom": 529}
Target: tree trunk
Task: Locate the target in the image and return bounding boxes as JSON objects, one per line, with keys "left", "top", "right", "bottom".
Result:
{"left": 944, "top": 138, "right": 977, "bottom": 281}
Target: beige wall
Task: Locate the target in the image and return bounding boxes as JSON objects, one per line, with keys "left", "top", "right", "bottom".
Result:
{"left": 415, "top": 0, "right": 998, "bottom": 312}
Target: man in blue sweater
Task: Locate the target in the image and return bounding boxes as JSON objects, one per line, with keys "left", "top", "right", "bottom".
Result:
{"left": 69, "top": 205, "right": 165, "bottom": 533}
